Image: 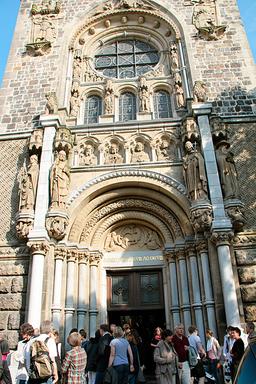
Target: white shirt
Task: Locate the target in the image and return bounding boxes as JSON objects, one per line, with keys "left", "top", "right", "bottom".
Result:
{"left": 24, "top": 334, "right": 57, "bottom": 372}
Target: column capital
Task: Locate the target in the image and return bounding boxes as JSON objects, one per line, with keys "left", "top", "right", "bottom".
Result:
{"left": 185, "top": 244, "right": 196, "bottom": 257}
{"left": 89, "top": 252, "right": 102, "bottom": 266}
{"left": 196, "top": 241, "right": 208, "bottom": 254}
{"left": 54, "top": 247, "right": 68, "bottom": 260}
{"left": 176, "top": 248, "right": 186, "bottom": 261}
{"left": 27, "top": 241, "right": 49, "bottom": 255}
{"left": 192, "top": 102, "right": 213, "bottom": 116}
{"left": 66, "top": 249, "right": 77, "bottom": 262}
{"left": 39, "top": 114, "right": 62, "bottom": 128}
{"left": 78, "top": 251, "right": 89, "bottom": 264}
{"left": 164, "top": 249, "right": 176, "bottom": 262}
{"left": 211, "top": 230, "right": 234, "bottom": 246}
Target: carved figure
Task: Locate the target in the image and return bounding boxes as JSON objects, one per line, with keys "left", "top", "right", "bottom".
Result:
{"left": 31, "top": 1, "right": 61, "bottom": 15}
{"left": 73, "top": 55, "right": 82, "bottom": 80}
{"left": 192, "top": 1, "right": 226, "bottom": 40}
{"left": 216, "top": 142, "right": 239, "bottom": 199}
{"left": 139, "top": 88, "right": 150, "bottom": 112}
{"left": 18, "top": 154, "right": 39, "bottom": 211}
{"left": 183, "top": 141, "right": 208, "bottom": 201}
{"left": 104, "top": 79, "right": 114, "bottom": 114}
{"left": 79, "top": 144, "right": 97, "bottom": 166}
{"left": 156, "top": 138, "right": 175, "bottom": 161}
{"left": 70, "top": 90, "right": 81, "bottom": 117}
{"left": 169, "top": 43, "right": 179, "bottom": 71}
{"left": 131, "top": 141, "right": 150, "bottom": 163}
{"left": 175, "top": 83, "right": 185, "bottom": 108}
{"left": 33, "top": 16, "right": 56, "bottom": 43}
{"left": 191, "top": 207, "right": 212, "bottom": 232}
{"left": 16, "top": 219, "right": 34, "bottom": 240}
{"left": 226, "top": 206, "right": 245, "bottom": 231}
{"left": 193, "top": 81, "right": 207, "bottom": 102}
{"left": 46, "top": 216, "right": 68, "bottom": 240}
{"left": 50, "top": 150, "right": 70, "bottom": 209}
{"left": 104, "top": 142, "right": 123, "bottom": 164}
{"left": 45, "top": 92, "right": 58, "bottom": 114}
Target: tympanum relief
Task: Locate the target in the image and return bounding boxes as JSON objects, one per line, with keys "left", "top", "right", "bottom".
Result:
{"left": 105, "top": 225, "right": 163, "bottom": 251}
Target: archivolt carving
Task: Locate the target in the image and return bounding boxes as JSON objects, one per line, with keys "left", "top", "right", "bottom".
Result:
{"left": 105, "top": 224, "right": 163, "bottom": 251}
{"left": 67, "top": 169, "right": 186, "bottom": 206}
{"left": 90, "top": 211, "right": 171, "bottom": 248}
{"left": 78, "top": 199, "right": 183, "bottom": 244}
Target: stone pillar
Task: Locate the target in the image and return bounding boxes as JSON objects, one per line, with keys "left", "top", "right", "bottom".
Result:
{"left": 165, "top": 250, "right": 180, "bottom": 327}
{"left": 187, "top": 246, "right": 205, "bottom": 346}
{"left": 197, "top": 241, "right": 217, "bottom": 336}
{"left": 77, "top": 252, "right": 89, "bottom": 331}
{"left": 64, "top": 250, "right": 77, "bottom": 346}
{"left": 89, "top": 252, "right": 102, "bottom": 337}
{"left": 27, "top": 242, "right": 49, "bottom": 328}
{"left": 177, "top": 249, "right": 191, "bottom": 331}
{"left": 211, "top": 232, "right": 240, "bottom": 326}
{"left": 100, "top": 268, "right": 108, "bottom": 325}
{"left": 52, "top": 248, "right": 66, "bottom": 329}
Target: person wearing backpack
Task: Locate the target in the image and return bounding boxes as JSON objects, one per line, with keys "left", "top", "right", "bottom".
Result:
{"left": 188, "top": 326, "right": 206, "bottom": 384}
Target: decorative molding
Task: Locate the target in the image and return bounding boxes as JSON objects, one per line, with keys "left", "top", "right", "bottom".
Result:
{"left": 27, "top": 241, "right": 50, "bottom": 254}
{"left": 31, "top": 1, "right": 61, "bottom": 16}
{"left": 89, "top": 252, "right": 102, "bottom": 266}
{"left": 68, "top": 169, "right": 187, "bottom": 206}
{"left": 181, "top": 117, "right": 200, "bottom": 144}
{"left": 54, "top": 127, "right": 74, "bottom": 155}
{"left": 190, "top": 205, "right": 212, "bottom": 233}
{"left": 211, "top": 231, "right": 234, "bottom": 246}
{"left": 46, "top": 214, "right": 69, "bottom": 241}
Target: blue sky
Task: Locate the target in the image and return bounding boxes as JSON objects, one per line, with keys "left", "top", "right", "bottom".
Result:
{"left": 0, "top": 0, "right": 255, "bottom": 86}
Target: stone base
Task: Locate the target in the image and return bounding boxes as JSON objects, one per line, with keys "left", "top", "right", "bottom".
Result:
{"left": 99, "top": 114, "right": 114, "bottom": 123}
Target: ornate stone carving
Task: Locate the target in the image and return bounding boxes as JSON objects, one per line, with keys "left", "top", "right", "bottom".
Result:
{"left": 155, "top": 136, "right": 176, "bottom": 161}
{"left": 181, "top": 117, "right": 199, "bottom": 144}
{"left": 83, "top": 57, "right": 104, "bottom": 83}
{"left": 138, "top": 76, "right": 150, "bottom": 112}
{"left": 175, "top": 83, "right": 185, "bottom": 108}
{"left": 192, "top": 0, "right": 226, "bottom": 41}
{"left": 28, "top": 129, "right": 43, "bottom": 153}
{"left": 66, "top": 249, "right": 77, "bottom": 262}
{"left": 94, "top": 0, "right": 154, "bottom": 14}
{"left": 16, "top": 217, "right": 34, "bottom": 240}
{"left": 145, "top": 64, "right": 165, "bottom": 78}
{"left": 211, "top": 231, "right": 234, "bottom": 246}
{"left": 73, "top": 52, "right": 83, "bottom": 81}
{"left": 104, "top": 79, "right": 114, "bottom": 115}
{"left": 18, "top": 155, "right": 39, "bottom": 212}
{"left": 183, "top": 141, "right": 208, "bottom": 201}
{"left": 164, "top": 249, "right": 176, "bottom": 262}
{"left": 105, "top": 225, "right": 163, "bottom": 251}
{"left": 190, "top": 205, "right": 212, "bottom": 233}
{"left": 54, "top": 247, "right": 67, "bottom": 260}
{"left": 89, "top": 252, "right": 102, "bottom": 266}
{"left": 131, "top": 141, "right": 150, "bottom": 163}
{"left": 193, "top": 81, "right": 207, "bottom": 103}
{"left": 77, "top": 251, "right": 89, "bottom": 264}
{"left": 46, "top": 214, "right": 69, "bottom": 240}
{"left": 54, "top": 128, "right": 73, "bottom": 154}
{"left": 45, "top": 92, "right": 58, "bottom": 114}
{"left": 215, "top": 141, "right": 240, "bottom": 200}
{"left": 225, "top": 205, "right": 245, "bottom": 232}
{"left": 169, "top": 43, "right": 179, "bottom": 72}
{"left": 104, "top": 142, "right": 124, "bottom": 165}
{"left": 31, "top": 1, "right": 61, "bottom": 15}
{"left": 70, "top": 88, "right": 81, "bottom": 118}
{"left": 211, "top": 116, "right": 228, "bottom": 142}
{"left": 79, "top": 143, "right": 97, "bottom": 166}
{"left": 50, "top": 150, "right": 70, "bottom": 209}
{"left": 196, "top": 240, "right": 208, "bottom": 253}
{"left": 27, "top": 241, "right": 49, "bottom": 254}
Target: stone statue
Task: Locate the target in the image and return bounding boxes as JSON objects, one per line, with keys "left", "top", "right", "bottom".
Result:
{"left": 104, "top": 142, "right": 123, "bottom": 164}
{"left": 73, "top": 55, "right": 82, "bottom": 80}
{"left": 175, "top": 83, "right": 185, "bottom": 108}
{"left": 104, "top": 79, "right": 114, "bottom": 114}
{"left": 193, "top": 81, "right": 207, "bottom": 102}
{"left": 45, "top": 92, "right": 58, "bottom": 114}
{"left": 18, "top": 154, "right": 39, "bottom": 211}
{"left": 50, "top": 150, "right": 70, "bottom": 209}
{"left": 131, "top": 141, "right": 150, "bottom": 163}
{"left": 79, "top": 144, "right": 97, "bottom": 166}
{"left": 216, "top": 142, "right": 239, "bottom": 199}
{"left": 70, "top": 89, "right": 81, "bottom": 117}
{"left": 156, "top": 138, "right": 175, "bottom": 161}
{"left": 138, "top": 77, "right": 150, "bottom": 112}
{"left": 169, "top": 43, "right": 179, "bottom": 71}
{"left": 33, "top": 16, "right": 56, "bottom": 43}
{"left": 183, "top": 141, "right": 208, "bottom": 201}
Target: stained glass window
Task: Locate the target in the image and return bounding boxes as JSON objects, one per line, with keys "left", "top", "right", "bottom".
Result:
{"left": 95, "top": 40, "right": 159, "bottom": 79}
{"left": 119, "top": 92, "right": 136, "bottom": 121}
{"left": 153, "top": 90, "right": 172, "bottom": 119}
{"left": 112, "top": 275, "right": 129, "bottom": 305}
{"left": 84, "top": 95, "right": 102, "bottom": 124}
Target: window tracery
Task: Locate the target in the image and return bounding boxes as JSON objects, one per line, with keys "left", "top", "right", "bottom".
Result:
{"left": 84, "top": 95, "right": 102, "bottom": 124}
{"left": 153, "top": 90, "right": 172, "bottom": 119}
{"left": 119, "top": 92, "right": 137, "bottom": 121}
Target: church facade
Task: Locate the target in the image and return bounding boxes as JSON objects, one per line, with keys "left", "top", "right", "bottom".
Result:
{"left": 0, "top": 0, "right": 256, "bottom": 348}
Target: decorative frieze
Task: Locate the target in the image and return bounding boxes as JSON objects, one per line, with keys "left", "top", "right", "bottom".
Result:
{"left": 31, "top": 1, "right": 61, "bottom": 16}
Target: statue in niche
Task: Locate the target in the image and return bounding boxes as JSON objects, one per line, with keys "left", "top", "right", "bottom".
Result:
{"left": 139, "top": 77, "right": 150, "bottom": 112}
{"left": 175, "top": 83, "right": 185, "bottom": 108}
{"left": 104, "top": 79, "right": 114, "bottom": 115}
{"left": 70, "top": 89, "right": 81, "bottom": 117}
{"left": 156, "top": 138, "right": 176, "bottom": 161}
{"left": 18, "top": 154, "right": 39, "bottom": 211}
{"left": 73, "top": 55, "right": 83, "bottom": 80}
{"left": 169, "top": 43, "right": 179, "bottom": 72}
{"left": 104, "top": 142, "right": 123, "bottom": 164}
{"left": 45, "top": 92, "right": 58, "bottom": 114}
{"left": 193, "top": 81, "right": 207, "bottom": 103}
{"left": 50, "top": 150, "right": 70, "bottom": 209}
{"left": 183, "top": 141, "right": 208, "bottom": 201}
{"left": 216, "top": 141, "right": 240, "bottom": 199}
{"left": 33, "top": 16, "right": 56, "bottom": 43}
{"left": 131, "top": 141, "right": 150, "bottom": 163}
{"left": 79, "top": 144, "right": 97, "bottom": 166}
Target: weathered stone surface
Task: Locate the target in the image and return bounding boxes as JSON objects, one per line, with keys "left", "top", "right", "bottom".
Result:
{"left": 240, "top": 285, "right": 256, "bottom": 302}
{"left": 8, "top": 312, "right": 21, "bottom": 330}
{"left": 0, "top": 312, "right": 8, "bottom": 330}
{"left": 238, "top": 267, "right": 256, "bottom": 284}
{"left": 11, "top": 276, "right": 27, "bottom": 293}
{"left": 0, "top": 277, "right": 12, "bottom": 293}
{"left": 235, "top": 249, "right": 256, "bottom": 266}
{"left": 0, "top": 262, "right": 27, "bottom": 276}
{"left": 0, "top": 294, "right": 23, "bottom": 310}
{"left": 244, "top": 305, "right": 256, "bottom": 322}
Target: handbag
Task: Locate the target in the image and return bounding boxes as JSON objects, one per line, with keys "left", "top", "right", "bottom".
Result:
{"left": 137, "top": 367, "right": 146, "bottom": 383}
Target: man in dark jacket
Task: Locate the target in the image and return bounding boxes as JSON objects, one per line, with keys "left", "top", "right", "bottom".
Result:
{"left": 95, "top": 324, "right": 113, "bottom": 384}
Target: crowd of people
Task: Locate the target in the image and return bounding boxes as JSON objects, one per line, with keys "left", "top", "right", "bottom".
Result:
{"left": 0, "top": 320, "right": 255, "bottom": 384}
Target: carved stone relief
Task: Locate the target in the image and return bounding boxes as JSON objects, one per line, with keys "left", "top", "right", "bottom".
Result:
{"left": 28, "top": 129, "right": 43, "bottom": 153}
{"left": 192, "top": 0, "right": 226, "bottom": 41}
{"left": 138, "top": 77, "right": 150, "bottom": 113}
{"left": 50, "top": 150, "right": 70, "bottom": 210}
{"left": 105, "top": 224, "right": 163, "bottom": 251}
{"left": 130, "top": 140, "right": 150, "bottom": 163}
{"left": 155, "top": 136, "right": 176, "bottom": 161}
{"left": 104, "top": 79, "right": 114, "bottom": 115}
{"left": 18, "top": 155, "right": 39, "bottom": 212}
{"left": 16, "top": 218, "right": 34, "bottom": 241}
{"left": 104, "top": 141, "right": 124, "bottom": 165}
{"left": 45, "top": 92, "right": 58, "bottom": 114}
{"left": 70, "top": 88, "right": 81, "bottom": 118}
{"left": 79, "top": 142, "right": 98, "bottom": 166}
{"left": 83, "top": 57, "right": 104, "bottom": 83}
{"left": 54, "top": 127, "right": 73, "bottom": 155}
{"left": 93, "top": 0, "right": 155, "bottom": 15}
{"left": 181, "top": 117, "right": 199, "bottom": 144}
{"left": 46, "top": 215, "right": 68, "bottom": 240}
{"left": 31, "top": 1, "right": 61, "bottom": 15}
{"left": 190, "top": 205, "right": 212, "bottom": 233}
{"left": 225, "top": 205, "right": 245, "bottom": 232}
{"left": 193, "top": 81, "right": 207, "bottom": 103}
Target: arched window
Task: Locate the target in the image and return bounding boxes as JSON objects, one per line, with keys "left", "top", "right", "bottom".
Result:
{"left": 153, "top": 91, "right": 172, "bottom": 119}
{"left": 84, "top": 95, "right": 102, "bottom": 124}
{"left": 119, "top": 92, "right": 136, "bottom": 122}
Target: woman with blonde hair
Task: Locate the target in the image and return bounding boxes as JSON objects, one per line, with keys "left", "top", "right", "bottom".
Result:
{"left": 108, "top": 326, "right": 134, "bottom": 384}
{"left": 62, "top": 332, "right": 87, "bottom": 384}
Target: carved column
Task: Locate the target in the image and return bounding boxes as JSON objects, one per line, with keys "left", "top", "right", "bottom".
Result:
{"left": 77, "top": 252, "right": 89, "bottom": 330}
{"left": 64, "top": 250, "right": 77, "bottom": 346}
{"left": 187, "top": 245, "right": 205, "bottom": 346}
{"left": 211, "top": 231, "right": 240, "bottom": 326}
{"left": 197, "top": 241, "right": 217, "bottom": 336}
{"left": 177, "top": 249, "right": 191, "bottom": 330}
{"left": 165, "top": 250, "right": 180, "bottom": 328}
{"left": 52, "top": 248, "right": 66, "bottom": 329}
{"left": 89, "top": 252, "right": 102, "bottom": 337}
{"left": 100, "top": 268, "right": 108, "bottom": 325}
{"left": 27, "top": 242, "right": 49, "bottom": 327}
